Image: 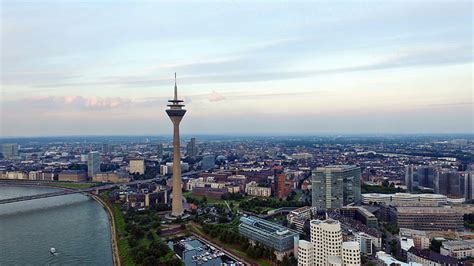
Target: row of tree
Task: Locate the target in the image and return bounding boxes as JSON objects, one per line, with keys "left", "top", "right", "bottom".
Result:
{"left": 201, "top": 223, "right": 277, "bottom": 260}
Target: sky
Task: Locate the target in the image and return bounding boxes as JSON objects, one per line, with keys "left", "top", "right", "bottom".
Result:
{"left": 1, "top": 0, "right": 473, "bottom": 137}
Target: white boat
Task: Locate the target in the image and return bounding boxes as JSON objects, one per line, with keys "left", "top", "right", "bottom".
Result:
{"left": 50, "top": 248, "right": 56, "bottom": 254}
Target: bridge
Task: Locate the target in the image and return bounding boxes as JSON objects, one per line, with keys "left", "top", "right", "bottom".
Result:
{"left": 0, "top": 170, "right": 204, "bottom": 205}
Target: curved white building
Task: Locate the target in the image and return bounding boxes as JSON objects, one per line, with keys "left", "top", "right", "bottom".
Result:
{"left": 297, "top": 240, "right": 313, "bottom": 266}
{"left": 299, "top": 219, "right": 361, "bottom": 266}
{"left": 311, "top": 219, "right": 343, "bottom": 265}
{"left": 342, "top": 241, "right": 361, "bottom": 266}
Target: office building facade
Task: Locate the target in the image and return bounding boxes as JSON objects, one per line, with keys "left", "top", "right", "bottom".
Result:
{"left": 389, "top": 206, "right": 464, "bottom": 231}
{"left": 437, "top": 169, "right": 462, "bottom": 197}
{"left": 129, "top": 159, "right": 146, "bottom": 175}
{"left": 87, "top": 151, "right": 100, "bottom": 178}
{"left": 239, "top": 216, "right": 298, "bottom": 253}
{"left": 201, "top": 155, "right": 215, "bottom": 170}
{"left": 1, "top": 143, "right": 19, "bottom": 159}
{"left": 312, "top": 165, "right": 361, "bottom": 211}
{"left": 186, "top": 137, "right": 198, "bottom": 157}
{"left": 465, "top": 171, "right": 474, "bottom": 202}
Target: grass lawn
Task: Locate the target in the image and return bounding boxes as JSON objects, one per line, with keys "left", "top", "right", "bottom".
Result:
{"left": 183, "top": 192, "right": 245, "bottom": 207}
{"left": 183, "top": 192, "right": 221, "bottom": 204}
{"left": 109, "top": 201, "right": 135, "bottom": 266}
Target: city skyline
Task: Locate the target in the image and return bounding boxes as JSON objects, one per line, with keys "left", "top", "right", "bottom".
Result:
{"left": 1, "top": 1, "right": 473, "bottom": 136}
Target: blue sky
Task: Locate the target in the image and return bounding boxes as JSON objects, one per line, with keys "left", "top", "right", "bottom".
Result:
{"left": 1, "top": 0, "right": 472, "bottom": 136}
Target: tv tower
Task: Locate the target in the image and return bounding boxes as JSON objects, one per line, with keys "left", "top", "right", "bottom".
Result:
{"left": 166, "top": 73, "right": 186, "bottom": 217}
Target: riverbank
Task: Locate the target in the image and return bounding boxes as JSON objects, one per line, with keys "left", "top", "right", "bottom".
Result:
{"left": 0, "top": 185, "right": 113, "bottom": 265}
{"left": 91, "top": 194, "right": 121, "bottom": 266}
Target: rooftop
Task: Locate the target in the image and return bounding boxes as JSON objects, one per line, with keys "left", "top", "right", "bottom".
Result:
{"left": 239, "top": 216, "right": 298, "bottom": 239}
{"left": 442, "top": 239, "right": 474, "bottom": 249}
{"left": 408, "top": 247, "right": 459, "bottom": 264}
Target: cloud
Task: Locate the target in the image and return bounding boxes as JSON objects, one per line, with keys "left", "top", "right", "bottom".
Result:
{"left": 11, "top": 96, "right": 132, "bottom": 111}
{"left": 209, "top": 90, "right": 225, "bottom": 102}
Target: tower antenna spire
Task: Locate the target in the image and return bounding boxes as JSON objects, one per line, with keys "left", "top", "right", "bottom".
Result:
{"left": 174, "top": 72, "right": 178, "bottom": 101}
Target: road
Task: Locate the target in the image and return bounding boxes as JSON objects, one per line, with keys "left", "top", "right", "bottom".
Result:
{"left": 0, "top": 170, "right": 206, "bottom": 205}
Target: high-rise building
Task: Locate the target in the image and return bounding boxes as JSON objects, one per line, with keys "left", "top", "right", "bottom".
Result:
{"left": 437, "top": 169, "right": 462, "bottom": 197}
{"left": 417, "top": 166, "right": 436, "bottom": 189}
{"left": 101, "top": 143, "right": 109, "bottom": 154}
{"left": 186, "top": 137, "right": 198, "bottom": 157}
{"left": 201, "top": 154, "right": 215, "bottom": 170}
{"left": 87, "top": 151, "right": 100, "bottom": 178}
{"left": 276, "top": 173, "right": 287, "bottom": 199}
{"left": 298, "top": 219, "right": 360, "bottom": 266}
{"left": 1, "top": 143, "right": 19, "bottom": 159}
{"left": 465, "top": 172, "right": 474, "bottom": 202}
{"left": 157, "top": 143, "right": 163, "bottom": 158}
{"left": 129, "top": 159, "right": 146, "bottom": 175}
{"left": 405, "top": 165, "right": 415, "bottom": 192}
{"left": 166, "top": 73, "right": 186, "bottom": 217}
{"left": 312, "top": 165, "right": 361, "bottom": 211}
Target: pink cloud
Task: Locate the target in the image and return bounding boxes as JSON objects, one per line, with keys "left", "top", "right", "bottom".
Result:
{"left": 209, "top": 90, "right": 225, "bottom": 102}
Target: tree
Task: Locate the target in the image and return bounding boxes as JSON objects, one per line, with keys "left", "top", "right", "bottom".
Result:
{"left": 430, "top": 239, "right": 443, "bottom": 253}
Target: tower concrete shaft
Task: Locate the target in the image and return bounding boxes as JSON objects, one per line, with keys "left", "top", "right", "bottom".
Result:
{"left": 170, "top": 116, "right": 183, "bottom": 216}
{"left": 166, "top": 73, "right": 186, "bottom": 217}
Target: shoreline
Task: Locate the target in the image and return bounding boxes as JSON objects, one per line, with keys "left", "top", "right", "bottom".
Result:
{"left": 90, "top": 194, "right": 121, "bottom": 266}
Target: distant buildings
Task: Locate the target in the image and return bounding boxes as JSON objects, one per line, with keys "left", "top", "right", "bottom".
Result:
{"left": 87, "top": 151, "right": 100, "bottom": 178}
{"left": 312, "top": 165, "right": 361, "bottom": 211}
{"left": 58, "top": 170, "right": 87, "bottom": 182}
{"left": 275, "top": 173, "right": 289, "bottom": 199}
{"left": 440, "top": 239, "right": 474, "bottom": 259}
{"left": 161, "top": 162, "right": 189, "bottom": 175}
{"left": 437, "top": 169, "right": 462, "bottom": 198}
{"left": 405, "top": 165, "right": 437, "bottom": 191}
{"left": 385, "top": 206, "right": 464, "bottom": 231}
{"left": 291, "top": 153, "right": 313, "bottom": 160}
{"left": 417, "top": 165, "right": 437, "bottom": 190}
{"left": 1, "top": 171, "right": 27, "bottom": 180}
{"left": 407, "top": 246, "right": 460, "bottom": 265}
{"left": 405, "top": 165, "right": 415, "bottom": 192}
{"left": 239, "top": 216, "right": 298, "bottom": 256}
{"left": 28, "top": 171, "right": 55, "bottom": 181}
{"left": 101, "top": 143, "right": 114, "bottom": 154}
{"left": 129, "top": 159, "right": 146, "bottom": 175}
{"left": 245, "top": 181, "right": 271, "bottom": 197}
{"left": 186, "top": 137, "right": 198, "bottom": 157}
{"left": 93, "top": 172, "right": 131, "bottom": 183}
{"left": 465, "top": 171, "right": 474, "bottom": 202}
{"left": 201, "top": 155, "right": 215, "bottom": 170}
{"left": 405, "top": 165, "right": 463, "bottom": 198}
{"left": 362, "top": 193, "right": 447, "bottom": 207}
{"left": 1, "top": 143, "right": 19, "bottom": 159}
{"left": 157, "top": 143, "right": 163, "bottom": 158}
{"left": 298, "top": 219, "right": 360, "bottom": 266}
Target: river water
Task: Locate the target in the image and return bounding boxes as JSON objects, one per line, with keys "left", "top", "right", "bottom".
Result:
{"left": 0, "top": 186, "right": 113, "bottom": 265}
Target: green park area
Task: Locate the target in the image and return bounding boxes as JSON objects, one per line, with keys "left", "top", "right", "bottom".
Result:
{"left": 100, "top": 192, "right": 181, "bottom": 266}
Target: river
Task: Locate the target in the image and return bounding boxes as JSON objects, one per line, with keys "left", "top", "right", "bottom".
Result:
{"left": 0, "top": 185, "right": 113, "bottom": 265}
